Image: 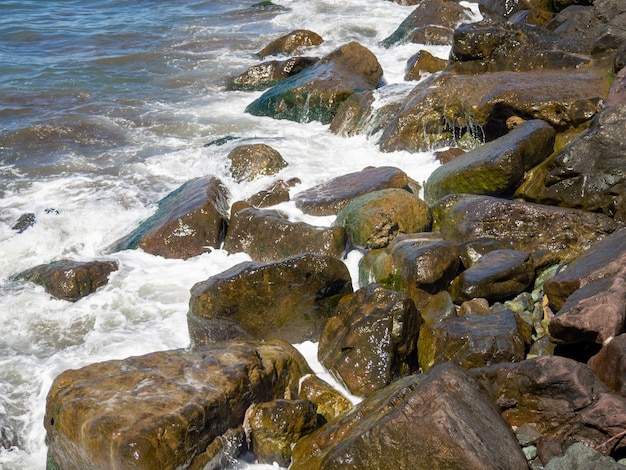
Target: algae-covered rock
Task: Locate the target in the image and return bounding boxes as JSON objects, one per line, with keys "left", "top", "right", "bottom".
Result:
{"left": 227, "top": 143, "right": 287, "bottom": 182}
{"left": 229, "top": 56, "right": 319, "bottom": 91}
{"left": 298, "top": 375, "right": 353, "bottom": 423}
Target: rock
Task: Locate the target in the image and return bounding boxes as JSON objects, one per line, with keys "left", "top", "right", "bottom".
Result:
{"left": 333, "top": 188, "right": 432, "bottom": 249}
{"left": 418, "top": 309, "right": 531, "bottom": 373}
{"left": 381, "top": 0, "right": 474, "bottom": 48}
{"left": 293, "top": 166, "right": 411, "bottom": 216}
{"left": 588, "top": 334, "right": 626, "bottom": 396}
{"left": 408, "top": 25, "right": 455, "bottom": 46}
{"left": 544, "top": 442, "right": 625, "bottom": 470}
{"left": 227, "top": 143, "right": 287, "bottom": 182}
{"left": 298, "top": 375, "right": 353, "bottom": 423}
{"left": 246, "top": 399, "right": 318, "bottom": 467}
{"left": 424, "top": 119, "right": 555, "bottom": 203}
{"left": 516, "top": 104, "right": 626, "bottom": 215}
{"left": 459, "top": 238, "right": 512, "bottom": 269}
{"left": 458, "top": 297, "right": 492, "bottom": 316}
{"left": 12, "top": 212, "right": 35, "bottom": 233}
{"left": 431, "top": 194, "right": 620, "bottom": 266}
{"left": 45, "top": 339, "right": 310, "bottom": 470}
{"left": 318, "top": 284, "right": 421, "bottom": 396}
{"left": 257, "top": 29, "right": 323, "bottom": 58}
{"left": 544, "top": 228, "right": 626, "bottom": 310}
{"left": 290, "top": 363, "right": 529, "bottom": 470}
{"left": 329, "top": 89, "right": 400, "bottom": 138}
{"left": 450, "top": 249, "right": 535, "bottom": 303}
{"left": 379, "top": 65, "right": 610, "bottom": 153}
{"left": 421, "top": 290, "right": 457, "bottom": 324}
{"left": 607, "top": 66, "right": 626, "bottom": 106}
{"left": 188, "top": 427, "right": 246, "bottom": 470}
{"left": 229, "top": 56, "right": 319, "bottom": 91}
{"left": 434, "top": 146, "right": 465, "bottom": 164}
{"left": 16, "top": 259, "right": 118, "bottom": 302}
{"left": 246, "top": 179, "right": 292, "bottom": 207}
{"left": 471, "top": 355, "right": 626, "bottom": 457}
{"left": 404, "top": 50, "right": 447, "bottom": 81}
{"left": 509, "top": 9, "right": 556, "bottom": 27}
{"left": 548, "top": 268, "right": 626, "bottom": 344}
{"left": 478, "top": 0, "right": 554, "bottom": 19}
{"left": 223, "top": 207, "right": 345, "bottom": 262}
{"left": 110, "top": 177, "right": 230, "bottom": 259}
{"left": 247, "top": 42, "right": 382, "bottom": 124}
{"left": 187, "top": 253, "right": 353, "bottom": 345}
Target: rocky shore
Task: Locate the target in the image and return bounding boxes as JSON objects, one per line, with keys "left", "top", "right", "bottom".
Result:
{"left": 15, "top": 0, "right": 626, "bottom": 468}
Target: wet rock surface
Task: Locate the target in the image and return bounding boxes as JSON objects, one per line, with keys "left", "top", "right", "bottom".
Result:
{"left": 257, "top": 29, "right": 324, "bottom": 58}
{"left": 227, "top": 143, "right": 287, "bottom": 182}
{"left": 229, "top": 56, "right": 319, "bottom": 91}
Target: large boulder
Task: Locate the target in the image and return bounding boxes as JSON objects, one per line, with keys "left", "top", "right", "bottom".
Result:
{"left": 228, "top": 56, "right": 319, "bottom": 91}
{"left": 187, "top": 253, "right": 353, "bottom": 345}
{"left": 418, "top": 309, "right": 531, "bottom": 373}
{"left": 471, "top": 355, "right": 626, "bottom": 458}
{"left": 318, "top": 284, "right": 421, "bottom": 397}
{"left": 517, "top": 104, "right": 626, "bottom": 216}
{"left": 257, "top": 29, "right": 323, "bottom": 58}
{"left": 110, "top": 177, "right": 230, "bottom": 259}
{"left": 16, "top": 259, "right": 118, "bottom": 302}
{"left": 246, "top": 42, "right": 383, "bottom": 124}
{"left": 223, "top": 207, "right": 345, "bottom": 261}
{"left": 227, "top": 143, "right": 287, "bottom": 182}
{"left": 45, "top": 339, "right": 310, "bottom": 470}
{"left": 290, "top": 363, "right": 529, "bottom": 470}
{"left": 424, "top": 119, "right": 555, "bottom": 203}
{"left": 431, "top": 194, "right": 620, "bottom": 266}
{"left": 333, "top": 189, "right": 432, "bottom": 249}
{"left": 293, "top": 166, "right": 412, "bottom": 216}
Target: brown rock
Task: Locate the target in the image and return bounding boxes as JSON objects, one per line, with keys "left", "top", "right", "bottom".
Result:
{"left": 588, "top": 334, "right": 626, "bottom": 396}
{"left": 246, "top": 179, "right": 291, "bottom": 207}
{"left": 405, "top": 49, "right": 447, "bottom": 81}
{"left": 229, "top": 56, "right": 319, "bottom": 91}
{"left": 298, "top": 375, "right": 353, "bottom": 423}
{"left": 258, "top": 29, "right": 323, "bottom": 58}
{"left": 227, "top": 143, "right": 287, "bottom": 182}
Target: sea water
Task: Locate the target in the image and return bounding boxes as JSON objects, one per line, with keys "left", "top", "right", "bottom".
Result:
{"left": 0, "top": 0, "right": 479, "bottom": 468}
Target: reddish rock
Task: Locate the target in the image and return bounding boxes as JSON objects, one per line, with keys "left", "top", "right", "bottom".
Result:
{"left": 588, "top": 334, "right": 626, "bottom": 396}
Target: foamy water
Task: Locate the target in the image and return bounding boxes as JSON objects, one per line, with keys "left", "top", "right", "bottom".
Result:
{"left": 0, "top": 0, "right": 480, "bottom": 468}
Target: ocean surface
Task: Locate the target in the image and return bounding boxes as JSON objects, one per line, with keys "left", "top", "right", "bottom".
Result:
{"left": 0, "top": 0, "right": 478, "bottom": 468}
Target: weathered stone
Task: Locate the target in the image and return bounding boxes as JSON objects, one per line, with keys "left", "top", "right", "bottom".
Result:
{"left": 12, "top": 212, "right": 35, "bottom": 233}
{"left": 258, "top": 29, "right": 323, "bottom": 58}
{"left": 381, "top": 0, "right": 474, "bottom": 48}
{"left": 549, "top": 268, "right": 626, "bottom": 344}
{"left": 471, "top": 355, "right": 626, "bottom": 457}
{"left": 110, "top": 177, "right": 230, "bottom": 259}
{"left": 229, "top": 56, "right": 319, "bottom": 91}
{"left": 544, "top": 228, "right": 626, "bottom": 310}
{"left": 424, "top": 119, "right": 555, "bottom": 203}
{"left": 459, "top": 238, "right": 512, "bottom": 269}
{"left": 421, "top": 290, "right": 457, "bottom": 324}
{"left": 432, "top": 194, "right": 619, "bottom": 266}
{"left": 45, "top": 339, "right": 310, "bottom": 470}
{"left": 298, "top": 375, "right": 353, "bottom": 423}
{"left": 407, "top": 25, "right": 455, "bottom": 46}
{"left": 478, "top": 0, "right": 554, "bottom": 19}
{"left": 607, "top": 66, "right": 626, "bottom": 106}
{"left": 405, "top": 50, "right": 447, "bottom": 81}
{"left": 246, "top": 42, "right": 382, "bottom": 124}
{"left": 418, "top": 309, "right": 531, "bottom": 373}
{"left": 188, "top": 427, "right": 246, "bottom": 470}
{"left": 17, "top": 259, "right": 118, "bottom": 302}
{"left": 223, "top": 207, "right": 345, "bottom": 262}
{"left": 334, "top": 188, "right": 432, "bottom": 249}
{"left": 329, "top": 89, "right": 401, "bottom": 138}
{"left": 450, "top": 249, "right": 535, "bottom": 303}
{"left": 227, "top": 143, "right": 287, "bottom": 182}
{"left": 246, "top": 179, "right": 292, "bottom": 207}
{"left": 434, "top": 146, "right": 465, "bottom": 164}
{"left": 544, "top": 442, "right": 625, "bottom": 470}
{"left": 379, "top": 65, "right": 610, "bottom": 153}
{"left": 291, "top": 363, "right": 529, "bottom": 470}
{"left": 246, "top": 399, "right": 317, "bottom": 467}
{"left": 293, "top": 166, "right": 410, "bottom": 216}
{"left": 188, "top": 253, "right": 352, "bottom": 345}
{"left": 458, "top": 297, "right": 492, "bottom": 316}
{"left": 318, "top": 284, "right": 421, "bottom": 397}
{"left": 588, "top": 334, "right": 626, "bottom": 396}
{"left": 517, "top": 104, "right": 626, "bottom": 215}
{"left": 509, "top": 9, "right": 556, "bottom": 27}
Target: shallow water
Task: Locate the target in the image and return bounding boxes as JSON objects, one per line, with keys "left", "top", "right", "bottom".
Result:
{"left": 0, "top": 0, "right": 479, "bottom": 467}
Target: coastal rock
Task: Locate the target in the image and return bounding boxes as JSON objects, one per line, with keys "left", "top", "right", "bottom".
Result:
{"left": 246, "top": 399, "right": 318, "bottom": 467}
{"left": 45, "top": 339, "right": 310, "bottom": 470}
{"left": 223, "top": 207, "right": 345, "bottom": 261}
{"left": 424, "top": 119, "right": 555, "bottom": 203}
{"left": 229, "top": 56, "right": 319, "bottom": 91}
{"left": 420, "top": 290, "right": 457, "bottom": 324}
{"left": 187, "top": 253, "right": 352, "bottom": 345}
{"left": 405, "top": 49, "right": 447, "bottom": 81}
{"left": 544, "top": 228, "right": 626, "bottom": 310}
{"left": 459, "top": 237, "right": 512, "bottom": 268}
{"left": 329, "top": 90, "right": 400, "bottom": 138}
{"left": 449, "top": 249, "right": 535, "bottom": 303}
{"left": 516, "top": 104, "right": 626, "bottom": 215}
{"left": 290, "top": 363, "right": 529, "bottom": 470}
{"left": 333, "top": 188, "right": 432, "bottom": 249}
{"left": 293, "top": 166, "right": 410, "bottom": 216}
{"left": 110, "top": 176, "right": 230, "bottom": 259}
{"left": 418, "top": 309, "right": 531, "bottom": 373}
{"left": 11, "top": 212, "right": 35, "bottom": 233}
{"left": 588, "top": 334, "right": 626, "bottom": 396}
{"left": 246, "top": 42, "right": 383, "bottom": 124}
{"left": 298, "top": 375, "right": 353, "bottom": 423}
{"left": 318, "top": 284, "right": 421, "bottom": 396}
{"left": 227, "top": 143, "right": 287, "bottom": 182}
{"left": 478, "top": 0, "right": 554, "bottom": 19}
{"left": 17, "top": 259, "right": 118, "bottom": 302}
{"left": 431, "top": 194, "right": 619, "bottom": 266}
{"left": 381, "top": 0, "right": 474, "bottom": 48}
{"left": 544, "top": 443, "right": 626, "bottom": 470}
{"left": 471, "top": 355, "right": 626, "bottom": 457}
{"left": 379, "top": 65, "right": 610, "bottom": 152}
{"left": 246, "top": 179, "right": 292, "bottom": 207}
{"left": 257, "top": 29, "right": 323, "bottom": 57}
